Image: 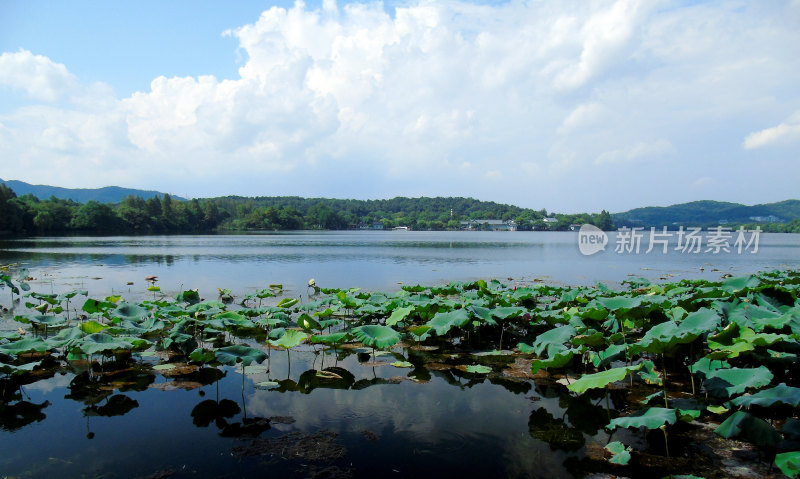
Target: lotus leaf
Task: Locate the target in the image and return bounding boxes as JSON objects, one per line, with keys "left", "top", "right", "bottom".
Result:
{"left": 215, "top": 345, "right": 267, "bottom": 367}
{"left": 568, "top": 364, "right": 641, "bottom": 394}
{"left": 714, "top": 411, "right": 781, "bottom": 447}
{"left": 268, "top": 329, "right": 308, "bottom": 349}
{"left": 352, "top": 325, "right": 400, "bottom": 349}
{"left": 731, "top": 383, "right": 800, "bottom": 409}
{"left": 605, "top": 441, "right": 632, "bottom": 465}
{"left": 606, "top": 407, "right": 677, "bottom": 430}
{"left": 775, "top": 452, "right": 800, "bottom": 479}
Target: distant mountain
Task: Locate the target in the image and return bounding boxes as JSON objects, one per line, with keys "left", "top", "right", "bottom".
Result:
{"left": 613, "top": 199, "right": 800, "bottom": 228}
{"left": 0, "top": 178, "right": 185, "bottom": 203}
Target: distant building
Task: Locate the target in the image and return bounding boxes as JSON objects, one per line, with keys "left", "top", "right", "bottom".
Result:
{"left": 460, "top": 219, "right": 517, "bottom": 231}
{"left": 543, "top": 217, "right": 558, "bottom": 224}
{"left": 569, "top": 224, "right": 582, "bottom": 231}
{"left": 373, "top": 222, "right": 384, "bottom": 230}
{"left": 748, "top": 215, "right": 783, "bottom": 223}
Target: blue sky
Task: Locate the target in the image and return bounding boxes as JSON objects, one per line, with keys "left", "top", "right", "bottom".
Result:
{"left": 1, "top": 0, "right": 799, "bottom": 212}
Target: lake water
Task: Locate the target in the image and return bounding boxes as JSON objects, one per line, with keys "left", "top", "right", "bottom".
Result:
{"left": 1, "top": 230, "right": 798, "bottom": 301}
{"left": 1, "top": 231, "right": 798, "bottom": 478}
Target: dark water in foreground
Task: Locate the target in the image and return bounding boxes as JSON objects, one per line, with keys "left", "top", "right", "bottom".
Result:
{"left": 3, "top": 345, "right": 591, "bottom": 479}
{"left": 1, "top": 231, "right": 798, "bottom": 478}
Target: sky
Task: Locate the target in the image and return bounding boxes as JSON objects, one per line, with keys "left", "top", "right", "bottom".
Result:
{"left": 1, "top": 0, "right": 799, "bottom": 213}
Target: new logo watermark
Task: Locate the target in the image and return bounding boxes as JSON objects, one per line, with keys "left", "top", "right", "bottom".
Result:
{"left": 577, "top": 225, "right": 761, "bottom": 256}
{"left": 578, "top": 224, "right": 609, "bottom": 256}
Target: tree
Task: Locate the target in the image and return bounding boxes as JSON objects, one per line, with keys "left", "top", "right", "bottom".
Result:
{"left": 595, "top": 210, "right": 615, "bottom": 231}
{"left": 0, "top": 184, "right": 24, "bottom": 234}
{"left": 70, "top": 201, "right": 120, "bottom": 232}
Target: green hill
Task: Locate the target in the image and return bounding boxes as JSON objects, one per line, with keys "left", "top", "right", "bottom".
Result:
{"left": 0, "top": 178, "right": 184, "bottom": 203}
{"left": 613, "top": 199, "right": 800, "bottom": 228}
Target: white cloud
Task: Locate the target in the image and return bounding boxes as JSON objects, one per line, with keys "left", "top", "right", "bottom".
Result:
{"left": 0, "top": 1, "right": 799, "bottom": 210}
{"left": 0, "top": 49, "right": 78, "bottom": 101}
{"left": 743, "top": 111, "right": 800, "bottom": 149}
{"left": 595, "top": 139, "right": 675, "bottom": 165}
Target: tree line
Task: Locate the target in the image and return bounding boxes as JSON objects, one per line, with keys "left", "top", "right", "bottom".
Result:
{"left": 0, "top": 184, "right": 614, "bottom": 236}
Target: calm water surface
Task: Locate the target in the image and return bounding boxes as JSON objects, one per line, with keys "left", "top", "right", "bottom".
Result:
{"left": 1, "top": 231, "right": 798, "bottom": 478}
{"left": 2, "top": 231, "right": 798, "bottom": 299}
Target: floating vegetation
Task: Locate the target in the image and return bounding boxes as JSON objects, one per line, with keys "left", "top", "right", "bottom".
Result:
{"left": 1, "top": 268, "right": 800, "bottom": 477}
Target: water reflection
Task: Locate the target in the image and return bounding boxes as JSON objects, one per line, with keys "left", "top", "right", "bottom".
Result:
{"left": 3, "top": 232, "right": 798, "bottom": 298}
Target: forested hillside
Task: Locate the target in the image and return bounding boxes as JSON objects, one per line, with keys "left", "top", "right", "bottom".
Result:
{"left": 613, "top": 199, "right": 800, "bottom": 229}
{"left": 0, "top": 178, "right": 183, "bottom": 203}
{"left": 0, "top": 184, "right": 614, "bottom": 235}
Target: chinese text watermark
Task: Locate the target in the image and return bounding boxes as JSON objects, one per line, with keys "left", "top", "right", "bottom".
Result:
{"left": 578, "top": 225, "right": 761, "bottom": 256}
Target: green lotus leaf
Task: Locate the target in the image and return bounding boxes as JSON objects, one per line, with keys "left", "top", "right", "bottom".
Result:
{"left": 46, "top": 326, "right": 85, "bottom": 348}
{"left": 689, "top": 357, "right": 730, "bottom": 377}
{"left": 80, "top": 320, "right": 108, "bottom": 334}
{"left": 310, "top": 332, "right": 351, "bottom": 345}
{"left": 605, "top": 441, "right": 632, "bottom": 465}
{"left": 527, "top": 325, "right": 577, "bottom": 357}
{"left": 775, "top": 451, "right": 800, "bottom": 479}
{"left": 352, "top": 325, "right": 400, "bottom": 349}
{"left": 77, "top": 333, "right": 134, "bottom": 355}
{"left": 276, "top": 298, "right": 299, "bottom": 309}
{"left": 491, "top": 306, "right": 526, "bottom": 321}
{"left": 464, "top": 364, "right": 491, "bottom": 374}
{"left": 677, "top": 409, "right": 702, "bottom": 422}
{"left": 268, "top": 329, "right": 309, "bottom": 349}
{"left": 26, "top": 291, "right": 59, "bottom": 304}
{"left": 467, "top": 305, "right": 494, "bottom": 325}
{"left": 606, "top": 407, "right": 677, "bottom": 430}
{"left": 677, "top": 308, "right": 720, "bottom": 339}
{"left": 589, "top": 343, "right": 627, "bottom": 368}
{"left": 355, "top": 304, "right": 382, "bottom": 317}
{"left": 189, "top": 348, "right": 216, "bottom": 363}
{"left": 531, "top": 349, "right": 575, "bottom": 374}
{"left": 0, "top": 330, "right": 21, "bottom": 341}
{"left": 174, "top": 289, "right": 200, "bottom": 304}
{"left": 706, "top": 405, "right": 728, "bottom": 415}
{"left": 81, "top": 298, "right": 115, "bottom": 314}
{"left": 426, "top": 309, "right": 471, "bottom": 336}
{"left": 705, "top": 366, "right": 773, "bottom": 396}
{"left": 569, "top": 364, "right": 641, "bottom": 394}
{"left": 392, "top": 361, "right": 413, "bottom": 368}
{"left": 0, "top": 337, "right": 49, "bottom": 357}
{"left": 0, "top": 359, "right": 42, "bottom": 374}
{"left": 597, "top": 296, "right": 642, "bottom": 311}
{"left": 629, "top": 321, "right": 682, "bottom": 355}
{"left": 386, "top": 306, "right": 414, "bottom": 327}
{"left": 571, "top": 330, "right": 605, "bottom": 347}
{"left": 58, "top": 290, "right": 88, "bottom": 301}
{"left": 638, "top": 359, "right": 663, "bottom": 386}
{"left": 21, "top": 315, "right": 66, "bottom": 328}
{"left": 215, "top": 345, "right": 267, "bottom": 367}
{"left": 721, "top": 275, "right": 760, "bottom": 293}
{"left": 714, "top": 411, "right": 781, "bottom": 447}
{"left": 297, "top": 313, "right": 321, "bottom": 331}
{"left": 215, "top": 311, "right": 253, "bottom": 328}
{"left": 731, "top": 383, "right": 800, "bottom": 409}
{"left": 256, "top": 316, "right": 288, "bottom": 328}
{"left": 408, "top": 325, "right": 431, "bottom": 342}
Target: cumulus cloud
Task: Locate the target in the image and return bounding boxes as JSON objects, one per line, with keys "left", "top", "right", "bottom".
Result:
{"left": 0, "top": 49, "right": 79, "bottom": 101}
{"left": 743, "top": 111, "right": 800, "bottom": 149}
{"left": 595, "top": 139, "right": 675, "bottom": 165}
{"left": 0, "top": 0, "right": 799, "bottom": 210}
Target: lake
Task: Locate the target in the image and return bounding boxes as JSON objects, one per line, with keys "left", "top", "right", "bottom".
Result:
{"left": 1, "top": 231, "right": 798, "bottom": 478}
{"left": 1, "top": 230, "right": 798, "bottom": 301}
